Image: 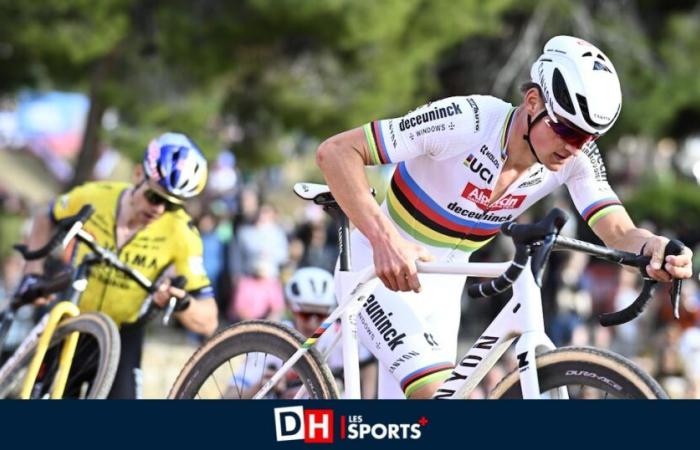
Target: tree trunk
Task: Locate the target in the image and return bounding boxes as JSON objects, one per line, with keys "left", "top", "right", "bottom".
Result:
{"left": 68, "top": 44, "right": 123, "bottom": 189}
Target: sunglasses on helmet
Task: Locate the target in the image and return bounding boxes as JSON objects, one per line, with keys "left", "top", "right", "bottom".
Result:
{"left": 544, "top": 116, "right": 597, "bottom": 149}
{"left": 143, "top": 189, "right": 182, "bottom": 212}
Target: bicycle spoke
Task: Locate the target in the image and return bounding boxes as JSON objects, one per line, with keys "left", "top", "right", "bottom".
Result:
{"left": 227, "top": 358, "right": 242, "bottom": 399}
{"left": 210, "top": 370, "right": 224, "bottom": 397}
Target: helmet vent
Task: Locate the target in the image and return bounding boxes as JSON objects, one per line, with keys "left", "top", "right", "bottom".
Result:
{"left": 593, "top": 61, "right": 611, "bottom": 73}
{"left": 291, "top": 282, "right": 300, "bottom": 296}
{"left": 552, "top": 68, "right": 575, "bottom": 115}
{"left": 576, "top": 94, "right": 606, "bottom": 129}
{"left": 581, "top": 51, "right": 592, "bottom": 57}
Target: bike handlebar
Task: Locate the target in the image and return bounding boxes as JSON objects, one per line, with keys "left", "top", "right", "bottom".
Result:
{"left": 467, "top": 208, "right": 687, "bottom": 328}
{"left": 467, "top": 208, "right": 567, "bottom": 298}
{"left": 13, "top": 205, "right": 95, "bottom": 260}
{"left": 598, "top": 239, "right": 684, "bottom": 326}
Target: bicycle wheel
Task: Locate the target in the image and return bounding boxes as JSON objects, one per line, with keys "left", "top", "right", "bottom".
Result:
{"left": 0, "top": 313, "right": 120, "bottom": 399}
{"left": 169, "top": 320, "right": 339, "bottom": 399}
{"left": 488, "top": 346, "right": 667, "bottom": 399}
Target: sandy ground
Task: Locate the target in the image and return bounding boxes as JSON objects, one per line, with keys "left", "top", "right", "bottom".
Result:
{"left": 141, "top": 326, "right": 202, "bottom": 398}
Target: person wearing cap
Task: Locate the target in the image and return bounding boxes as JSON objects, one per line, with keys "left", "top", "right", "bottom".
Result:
{"left": 21, "top": 132, "right": 218, "bottom": 398}
{"left": 315, "top": 35, "right": 693, "bottom": 399}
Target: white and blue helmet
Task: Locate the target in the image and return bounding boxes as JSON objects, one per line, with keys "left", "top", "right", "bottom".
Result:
{"left": 143, "top": 132, "right": 208, "bottom": 202}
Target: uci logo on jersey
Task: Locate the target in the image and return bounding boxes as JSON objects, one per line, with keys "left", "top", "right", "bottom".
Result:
{"left": 464, "top": 154, "right": 494, "bottom": 184}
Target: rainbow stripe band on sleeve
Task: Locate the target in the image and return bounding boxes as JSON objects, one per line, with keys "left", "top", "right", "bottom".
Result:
{"left": 363, "top": 122, "right": 392, "bottom": 165}
{"left": 401, "top": 362, "right": 454, "bottom": 398}
{"left": 581, "top": 198, "right": 624, "bottom": 227}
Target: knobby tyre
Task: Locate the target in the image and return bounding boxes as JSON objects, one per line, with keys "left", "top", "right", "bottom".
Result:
{"left": 0, "top": 312, "right": 120, "bottom": 399}
{"left": 488, "top": 346, "right": 667, "bottom": 399}
{"left": 169, "top": 320, "right": 339, "bottom": 399}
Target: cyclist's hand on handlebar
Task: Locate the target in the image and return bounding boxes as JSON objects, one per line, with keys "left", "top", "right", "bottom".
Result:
{"left": 16, "top": 274, "right": 54, "bottom": 306}
{"left": 371, "top": 235, "right": 433, "bottom": 293}
{"left": 643, "top": 236, "right": 693, "bottom": 282}
{"left": 153, "top": 278, "right": 187, "bottom": 308}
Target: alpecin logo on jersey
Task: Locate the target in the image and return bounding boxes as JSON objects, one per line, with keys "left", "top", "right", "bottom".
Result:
{"left": 461, "top": 183, "right": 526, "bottom": 211}
{"left": 399, "top": 102, "right": 463, "bottom": 131}
{"left": 464, "top": 154, "right": 494, "bottom": 184}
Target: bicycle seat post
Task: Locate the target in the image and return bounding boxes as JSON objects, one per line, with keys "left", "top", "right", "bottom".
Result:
{"left": 323, "top": 204, "right": 352, "bottom": 272}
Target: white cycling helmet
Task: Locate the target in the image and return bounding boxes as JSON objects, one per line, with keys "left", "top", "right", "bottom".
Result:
{"left": 285, "top": 267, "right": 335, "bottom": 313}
{"left": 530, "top": 35, "right": 622, "bottom": 136}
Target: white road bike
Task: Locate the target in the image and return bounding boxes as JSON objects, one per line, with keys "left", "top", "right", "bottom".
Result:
{"left": 170, "top": 183, "right": 685, "bottom": 399}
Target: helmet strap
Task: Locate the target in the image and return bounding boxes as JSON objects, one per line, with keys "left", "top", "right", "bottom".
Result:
{"left": 522, "top": 110, "right": 548, "bottom": 164}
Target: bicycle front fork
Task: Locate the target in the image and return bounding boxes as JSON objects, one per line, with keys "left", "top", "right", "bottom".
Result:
{"left": 20, "top": 302, "right": 81, "bottom": 399}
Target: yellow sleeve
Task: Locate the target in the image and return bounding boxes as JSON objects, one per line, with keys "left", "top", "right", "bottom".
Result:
{"left": 50, "top": 183, "right": 92, "bottom": 223}
{"left": 173, "top": 220, "right": 213, "bottom": 299}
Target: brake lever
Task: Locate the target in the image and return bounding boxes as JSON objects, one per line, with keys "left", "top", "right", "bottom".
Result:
{"left": 530, "top": 234, "right": 556, "bottom": 287}
{"left": 664, "top": 239, "right": 685, "bottom": 320}
{"left": 163, "top": 275, "right": 188, "bottom": 326}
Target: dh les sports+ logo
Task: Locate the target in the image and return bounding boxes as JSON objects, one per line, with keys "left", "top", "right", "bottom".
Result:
{"left": 273, "top": 406, "right": 426, "bottom": 443}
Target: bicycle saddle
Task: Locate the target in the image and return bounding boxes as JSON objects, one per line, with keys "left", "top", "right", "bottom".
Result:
{"left": 293, "top": 182, "right": 330, "bottom": 200}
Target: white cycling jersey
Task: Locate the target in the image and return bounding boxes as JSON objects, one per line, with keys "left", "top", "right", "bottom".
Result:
{"left": 363, "top": 95, "right": 623, "bottom": 260}
{"left": 344, "top": 95, "right": 625, "bottom": 398}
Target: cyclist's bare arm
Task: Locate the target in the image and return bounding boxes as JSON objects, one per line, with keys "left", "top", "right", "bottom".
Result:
{"left": 152, "top": 279, "right": 217, "bottom": 336}
{"left": 316, "top": 127, "right": 432, "bottom": 292}
{"left": 591, "top": 209, "right": 692, "bottom": 282}
{"left": 176, "top": 297, "right": 217, "bottom": 336}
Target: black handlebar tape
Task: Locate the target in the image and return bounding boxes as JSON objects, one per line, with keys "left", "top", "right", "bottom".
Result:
{"left": 468, "top": 245, "right": 529, "bottom": 298}
{"left": 169, "top": 275, "right": 191, "bottom": 311}
{"left": 599, "top": 279, "right": 657, "bottom": 327}
{"left": 11, "top": 269, "right": 74, "bottom": 308}
{"left": 13, "top": 205, "right": 95, "bottom": 260}
{"left": 38, "top": 269, "right": 74, "bottom": 297}
{"left": 170, "top": 275, "right": 187, "bottom": 289}
{"left": 501, "top": 208, "right": 568, "bottom": 245}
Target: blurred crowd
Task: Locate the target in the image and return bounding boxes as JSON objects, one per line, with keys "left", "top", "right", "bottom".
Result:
{"left": 1, "top": 148, "right": 700, "bottom": 398}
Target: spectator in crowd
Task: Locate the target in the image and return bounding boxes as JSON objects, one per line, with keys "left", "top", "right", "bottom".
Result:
{"left": 225, "top": 267, "right": 376, "bottom": 399}
{"left": 197, "top": 211, "right": 227, "bottom": 310}
{"left": 228, "top": 203, "right": 289, "bottom": 322}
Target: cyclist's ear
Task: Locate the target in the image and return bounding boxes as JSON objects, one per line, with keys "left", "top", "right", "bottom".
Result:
{"left": 133, "top": 164, "right": 145, "bottom": 184}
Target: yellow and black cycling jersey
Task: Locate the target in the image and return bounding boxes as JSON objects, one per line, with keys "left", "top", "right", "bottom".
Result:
{"left": 50, "top": 181, "right": 213, "bottom": 326}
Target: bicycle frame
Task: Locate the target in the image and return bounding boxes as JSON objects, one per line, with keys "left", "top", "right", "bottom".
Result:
{"left": 1, "top": 235, "right": 150, "bottom": 399}
{"left": 254, "top": 256, "right": 564, "bottom": 400}
{"left": 0, "top": 253, "right": 94, "bottom": 399}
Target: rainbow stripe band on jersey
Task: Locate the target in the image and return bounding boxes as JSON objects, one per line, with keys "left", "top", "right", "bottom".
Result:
{"left": 581, "top": 198, "right": 623, "bottom": 227}
{"left": 401, "top": 362, "right": 454, "bottom": 397}
{"left": 386, "top": 162, "right": 500, "bottom": 252}
{"left": 364, "top": 122, "right": 392, "bottom": 165}
{"left": 499, "top": 107, "right": 517, "bottom": 160}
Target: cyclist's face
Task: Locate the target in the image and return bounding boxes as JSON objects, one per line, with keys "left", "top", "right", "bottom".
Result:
{"left": 529, "top": 114, "right": 584, "bottom": 171}
{"left": 133, "top": 182, "right": 170, "bottom": 224}
{"left": 525, "top": 90, "right": 590, "bottom": 171}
